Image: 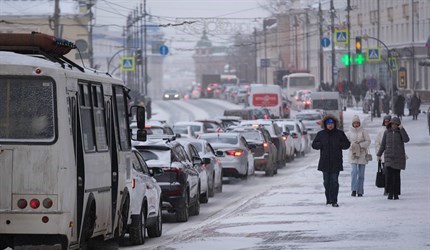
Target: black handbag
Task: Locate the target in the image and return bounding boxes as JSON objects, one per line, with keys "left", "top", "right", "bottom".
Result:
{"left": 375, "top": 160, "right": 385, "bottom": 188}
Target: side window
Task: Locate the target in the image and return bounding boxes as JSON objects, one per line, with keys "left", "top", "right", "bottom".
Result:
{"left": 166, "top": 127, "right": 174, "bottom": 135}
{"left": 113, "top": 86, "right": 131, "bottom": 151}
{"left": 79, "top": 83, "right": 96, "bottom": 152}
{"left": 92, "top": 84, "right": 108, "bottom": 151}
{"left": 177, "top": 145, "right": 190, "bottom": 162}
{"left": 190, "top": 145, "right": 199, "bottom": 159}
{"left": 134, "top": 151, "right": 150, "bottom": 174}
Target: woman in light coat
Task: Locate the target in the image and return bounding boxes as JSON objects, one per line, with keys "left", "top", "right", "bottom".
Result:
{"left": 346, "top": 115, "right": 371, "bottom": 197}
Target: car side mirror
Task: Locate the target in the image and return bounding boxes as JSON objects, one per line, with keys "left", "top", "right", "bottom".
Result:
{"left": 215, "top": 150, "right": 225, "bottom": 157}
{"left": 175, "top": 133, "right": 182, "bottom": 138}
{"left": 192, "top": 156, "right": 203, "bottom": 165}
{"left": 302, "top": 131, "right": 308, "bottom": 135}
{"left": 149, "top": 167, "right": 164, "bottom": 176}
{"left": 282, "top": 131, "right": 289, "bottom": 136}
{"left": 203, "top": 157, "right": 211, "bottom": 165}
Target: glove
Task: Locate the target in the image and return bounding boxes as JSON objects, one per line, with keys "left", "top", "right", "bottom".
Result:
{"left": 398, "top": 124, "right": 403, "bottom": 129}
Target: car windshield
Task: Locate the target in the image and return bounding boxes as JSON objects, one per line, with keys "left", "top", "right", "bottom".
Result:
{"left": 0, "top": 77, "right": 55, "bottom": 142}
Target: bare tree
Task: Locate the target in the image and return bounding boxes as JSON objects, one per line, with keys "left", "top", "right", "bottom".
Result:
{"left": 258, "top": 0, "right": 292, "bottom": 15}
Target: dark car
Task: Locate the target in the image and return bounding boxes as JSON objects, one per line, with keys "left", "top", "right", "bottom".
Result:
{"left": 133, "top": 139, "right": 201, "bottom": 222}
{"left": 228, "top": 126, "right": 278, "bottom": 176}
{"left": 163, "top": 89, "right": 180, "bottom": 100}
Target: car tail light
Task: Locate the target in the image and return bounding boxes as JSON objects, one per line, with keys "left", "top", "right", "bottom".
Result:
{"left": 264, "top": 115, "right": 269, "bottom": 120}
{"left": 225, "top": 149, "right": 243, "bottom": 156}
{"left": 263, "top": 142, "right": 269, "bottom": 148}
{"left": 292, "top": 134, "right": 298, "bottom": 139}
{"left": 30, "top": 199, "right": 40, "bottom": 209}
{"left": 282, "top": 136, "right": 287, "bottom": 141}
{"left": 145, "top": 125, "right": 152, "bottom": 129}
{"left": 17, "top": 199, "right": 27, "bottom": 209}
{"left": 43, "top": 198, "right": 53, "bottom": 209}
{"left": 164, "top": 166, "right": 181, "bottom": 179}
{"left": 316, "top": 120, "right": 321, "bottom": 125}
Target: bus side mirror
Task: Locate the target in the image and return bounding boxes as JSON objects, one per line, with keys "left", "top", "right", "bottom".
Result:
{"left": 130, "top": 105, "right": 146, "bottom": 129}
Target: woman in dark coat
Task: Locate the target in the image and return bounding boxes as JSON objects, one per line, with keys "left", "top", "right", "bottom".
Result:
{"left": 312, "top": 115, "right": 351, "bottom": 207}
{"left": 377, "top": 117, "right": 409, "bottom": 200}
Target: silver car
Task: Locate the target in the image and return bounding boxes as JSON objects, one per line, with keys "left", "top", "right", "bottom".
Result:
{"left": 295, "top": 109, "right": 326, "bottom": 140}
{"left": 198, "top": 133, "right": 254, "bottom": 179}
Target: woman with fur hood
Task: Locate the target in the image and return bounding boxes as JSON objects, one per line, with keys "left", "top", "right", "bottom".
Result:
{"left": 346, "top": 115, "right": 371, "bottom": 197}
{"left": 377, "top": 117, "right": 409, "bottom": 200}
{"left": 312, "top": 115, "right": 350, "bottom": 207}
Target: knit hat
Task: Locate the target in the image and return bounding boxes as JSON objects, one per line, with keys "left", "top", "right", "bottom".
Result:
{"left": 324, "top": 118, "right": 335, "bottom": 125}
{"left": 352, "top": 115, "right": 361, "bottom": 124}
{"left": 389, "top": 117, "right": 401, "bottom": 125}
{"left": 382, "top": 115, "right": 392, "bottom": 125}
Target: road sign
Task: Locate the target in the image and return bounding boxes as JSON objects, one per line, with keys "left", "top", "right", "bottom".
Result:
{"left": 159, "top": 45, "right": 169, "bottom": 55}
{"left": 334, "top": 29, "right": 348, "bottom": 45}
{"left": 366, "top": 48, "right": 381, "bottom": 62}
{"left": 388, "top": 57, "right": 398, "bottom": 71}
{"left": 120, "top": 56, "right": 135, "bottom": 72}
{"left": 260, "top": 58, "right": 270, "bottom": 68}
{"left": 321, "top": 37, "right": 330, "bottom": 47}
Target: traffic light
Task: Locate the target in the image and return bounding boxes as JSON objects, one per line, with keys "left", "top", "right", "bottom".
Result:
{"left": 341, "top": 54, "right": 352, "bottom": 66}
{"left": 355, "top": 37, "right": 362, "bottom": 54}
{"left": 355, "top": 53, "right": 365, "bottom": 65}
{"left": 135, "top": 49, "right": 142, "bottom": 65}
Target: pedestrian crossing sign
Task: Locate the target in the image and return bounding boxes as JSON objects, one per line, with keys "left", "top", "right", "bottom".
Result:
{"left": 120, "top": 56, "right": 135, "bottom": 72}
{"left": 366, "top": 48, "right": 381, "bottom": 62}
{"left": 334, "top": 29, "right": 348, "bottom": 45}
{"left": 388, "top": 57, "right": 398, "bottom": 71}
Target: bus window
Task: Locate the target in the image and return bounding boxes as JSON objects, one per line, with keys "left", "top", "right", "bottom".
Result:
{"left": 79, "top": 83, "right": 96, "bottom": 152}
{"left": 0, "top": 77, "right": 55, "bottom": 142}
{"left": 114, "top": 86, "right": 131, "bottom": 151}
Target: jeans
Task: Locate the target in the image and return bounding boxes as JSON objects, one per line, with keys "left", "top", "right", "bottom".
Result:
{"left": 351, "top": 163, "right": 366, "bottom": 194}
{"left": 323, "top": 171, "right": 340, "bottom": 204}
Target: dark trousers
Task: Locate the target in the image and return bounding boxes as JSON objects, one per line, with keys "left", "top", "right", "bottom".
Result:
{"left": 386, "top": 167, "right": 401, "bottom": 196}
{"left": 323, "top": 171, "right": 340, "bottom": 204}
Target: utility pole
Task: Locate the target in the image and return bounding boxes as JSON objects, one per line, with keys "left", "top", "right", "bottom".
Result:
{"left": 318, "top": 1, "right": 324, "bottom": 85}
{"left": 143, "top": 0, "right": 148, "bottom": 95}
{"left": 346, "top": 0, "right": 352, "bottom": 86}
{"left": 294, "top": 16, "right": 299, "bottom": 70}
{"left": 53, "top": 0, "right": 60, "bottom": 37}
{"left": 88, "top": 0, "right": 94, "bottom": 68}
{"left": 330, "top": 0, "right": 336, "bottom": 89}
{"left": 263, "top": 20, "right": 268, "bottom": 84}
{"left": 253, "top": 28, "right": 258, "bottom": 83}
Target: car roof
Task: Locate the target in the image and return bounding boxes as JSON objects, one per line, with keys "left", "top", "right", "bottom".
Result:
{"left": 174, "top": 121, "right": 204, "bottom": 126}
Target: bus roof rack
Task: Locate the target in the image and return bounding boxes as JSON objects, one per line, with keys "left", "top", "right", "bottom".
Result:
{"left": 0, "top": 31, "right": 84, "bottom": 72}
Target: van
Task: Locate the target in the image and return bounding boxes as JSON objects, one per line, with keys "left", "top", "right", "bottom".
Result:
{"left": 310, "top": 92, "right": 344, "bottom": 129}
{"left": 248, "top": 84, "right": 284, "bottom": 118}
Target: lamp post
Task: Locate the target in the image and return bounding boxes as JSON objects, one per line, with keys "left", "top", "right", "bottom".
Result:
{"left": 330, "top": 0, "right": 336, "bottom": 89}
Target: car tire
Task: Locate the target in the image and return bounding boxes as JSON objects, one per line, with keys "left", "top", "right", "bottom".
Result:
{"left": 208, "top": 175, "right": 215, "bottom": 197}
{"left": 175, "top": 191, "right": 189, "bottom": 222}
{"left": 147, "top": 204, "right": 162, "bottom": 238}
{"left": 217, "top": 172, "right": 223, "bottom": 193}
{"left": 241, "top": 164, "right": 249, "bottom": 180}
{"left": 129, "top": 206, "right": 146, "bottom": 245}
{"left": 189, "top": 191, "right": 200, "bottom": 216}
{"left": 200, "top": 188, "right": 209, "bottom": 204}
{"left": 265, "top": 162, "right": 274, "bottom": 177}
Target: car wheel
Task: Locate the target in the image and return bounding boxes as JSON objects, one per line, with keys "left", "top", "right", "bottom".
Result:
{"left": 175, "top": 191, "right": 189, "bottom": 222}
{"left": 265, "top": 162, "right": 274, "bottom": 176}
{"left": 129, "top": 206, "right": 146, "bottom": 245}
{"left": 200, "top": 187, "right": 209, "bottom": 204}
{"left": 189, "top": 190, "right": 200, "bottom": 216}
{"left": 217, "top": 172, "right": 223, "bottom": 193}
{"left": 241, "top": 164, "right": 249, "bottom": 180}
{"left": 208, "top": 175, "right": 215, "bottom": 197}
{"left": 147, "top": 203, "right": 162, "bottom": 238}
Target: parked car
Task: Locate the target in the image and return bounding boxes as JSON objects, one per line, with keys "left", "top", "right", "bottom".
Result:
{"left": 228, "top": 126, "right": 278, "bottom": 176}
{"left": 294, "top": 109, "right": 326, "bottom": 140}
{"left": 173, "top": 121, "right": 205, "bottom": 138}
{"left": 275, "top": 120, "right": 306, "bottom": 157}
{"left": 198, "top": 132, "right": 255, "bottom": 179}
{"left": 179, "top": 138, "right": 224, "bottom": 196}
{"left": 177, "top": 139, "right": 210, "bottom": 204}
{"left": 133, "top": 139, "right": 201, "bottom": 222}
{"left": 239, "top": 119, "right": 288, "bottom": 168}
{"left": 162, "top": 89, "right": 181, "bottom": 100}
{"left": 126, "top": 149, "right": 163, "bottom": 245}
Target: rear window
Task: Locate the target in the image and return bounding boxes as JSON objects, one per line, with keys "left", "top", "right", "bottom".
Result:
{"left": 200, "top": 135, "right": 238, "bottom": 145}
{"left": 296, "top": 113, "right": 321, "bottom": 120}
{"left": 240, "top": 131, "right": 263, "bottom": 142}
{"left": 312, "top": 99, "right": 338, "bottom": 110}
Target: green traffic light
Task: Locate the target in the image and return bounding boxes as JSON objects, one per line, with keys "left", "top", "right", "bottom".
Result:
{"left": 341, "top": 54, "right": 351, "bottom": 66}
{"left": 355, "top": 53, "right": 365, "bottom": 64}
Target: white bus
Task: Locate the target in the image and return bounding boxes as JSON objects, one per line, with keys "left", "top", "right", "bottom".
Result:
{"left": 281, "top": 72, "right": 317, "bottom": 98}
{"left": 0, "top": 32, "right": 146, "bottom": 249}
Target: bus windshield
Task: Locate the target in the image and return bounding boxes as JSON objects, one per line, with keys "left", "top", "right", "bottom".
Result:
{"left": 0, "top": 77, "right": 55, "bottom": 142}
{"left": 312, "top": 99, "right": 339, "bottom": 110}
{"left": 289, "top": 76, "right": 315, "bottom": 87}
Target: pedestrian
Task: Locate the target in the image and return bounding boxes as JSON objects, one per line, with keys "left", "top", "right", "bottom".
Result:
{"left": 394, "top": 93, "right": 405, "bottom": 120}
{"left": 373, "top": 91, "right": 381, "bottom": 118}
{"left": 410, "top": 92, "right": 421, "bottom": 120}
{"left": 312, "top": 115, "right": 351, "bottom": 207}
{"left": 377, "top": 117, "right": 409, "bottom": 200}
{"left": 346, "top": 115, "right": 371, "bottom": 197}
{"left": 374, "top": 115, "right": 392, "bottom": 195}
